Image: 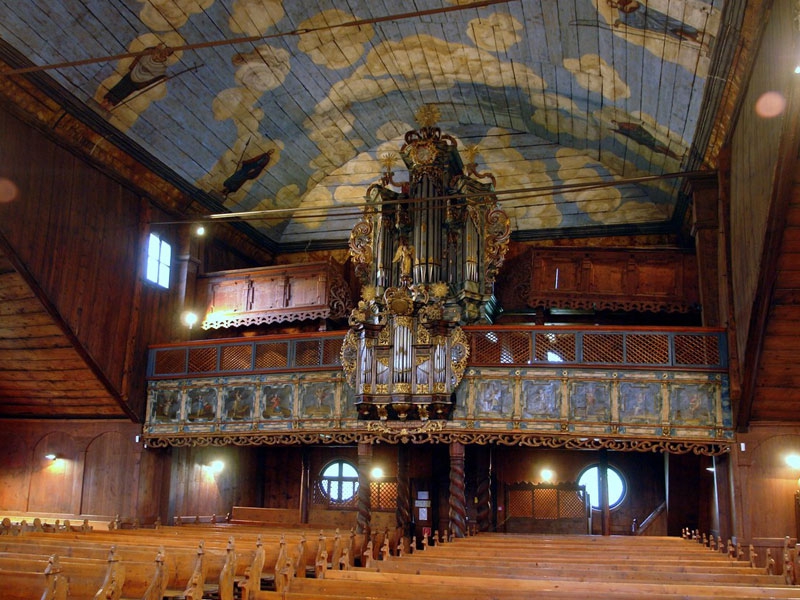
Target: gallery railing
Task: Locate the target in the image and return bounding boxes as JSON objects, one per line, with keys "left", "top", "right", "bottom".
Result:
{"left": 144, "top": 326, "right": 731, "bottom": 454}
{"left": 148, "top": 326, "right": 726, "bottom": 378}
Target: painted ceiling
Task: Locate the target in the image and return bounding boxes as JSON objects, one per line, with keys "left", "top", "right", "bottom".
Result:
{"left": 0, "top": 0, "right": 727, "bottom": 250}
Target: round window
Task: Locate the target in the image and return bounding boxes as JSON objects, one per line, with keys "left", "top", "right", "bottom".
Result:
{"left": 578, "top": 464, "right": 626, "bottom": 510}
{"left": 319, "top": 460, "right": 359, "bottom": 503}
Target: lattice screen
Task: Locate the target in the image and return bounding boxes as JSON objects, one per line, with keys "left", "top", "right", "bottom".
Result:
{"left": 625, "top": 334, "right": 669, "bottom": 364}
{"left": 295, "top": 340, "right": 323, "bottom": 367}
{"left": 187, "top": 346, "right": 217, "bottom": 373}
{"left": 220, "top": 345, "right": 253, "bottom": 371}
{"left": 535, "top": 333, "right": 576, "bottom": 362}
{"left": 470, "top": 330, "right": 532, "bottom": 364}
{"left": 153, "top": 348, "right": 185, "bottom": 375}
{"left": 583, "top": 333, "right": 624, "bottom": 363}
{"left": 310, "top": 480, "right": 397, "bottom": 511}
{"left": 674, "top": 334, "right": 720, "bottom": 366}
{"left": 254, "top": 342, "right": 289, "bottom": 369}
{"left": 321, "top": 338, "right": 343, "bottom": 366}
{"left": 370, "top": 481, "right": 398, "bottom": 510}
{"left": 506, "top": 485, "right": 587, "bottom": 520}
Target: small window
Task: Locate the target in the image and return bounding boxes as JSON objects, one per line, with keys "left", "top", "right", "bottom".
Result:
{"left": 578, "top": 464, "right": 626, "bottom": 510}
{"left": 146, "top": 233, "right": 171, "bottom": 288}
{"left": 319, "top": 459, "right": 359, "bottom": 503}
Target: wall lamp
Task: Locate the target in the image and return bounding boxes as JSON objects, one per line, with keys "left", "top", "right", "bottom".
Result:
{"left": 204, "top": 459, "right": 224, "bottom": 473}
{"left": 182, "top": 311, "right": 198, "bottom": 329}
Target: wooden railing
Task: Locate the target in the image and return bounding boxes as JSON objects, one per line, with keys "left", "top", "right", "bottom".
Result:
{"left": 148, "top": 326, "right": 727, "bottom": 379}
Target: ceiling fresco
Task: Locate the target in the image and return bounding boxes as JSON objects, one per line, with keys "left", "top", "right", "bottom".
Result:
{"left": 0, "top": 0, "right": 726, "bottom": 249}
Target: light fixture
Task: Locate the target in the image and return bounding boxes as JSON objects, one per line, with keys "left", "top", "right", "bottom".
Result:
{"left": 540, "top": 468, "right": 555, "bottom": 482}
{"left": 371, "top": 466, "right": 384, "bottom": 479}
{"left": 786, "top": 454, "right": 800, "bottom": 470}
{"left": 182, "top": 311, "right": 198, "bottom": 329}
{"left": 194, "top": 225, "right": 206, "bottom": 236}
{"left": 44, "top": 453, "right": 58, "bottom": 461}
{"left": 341, "top": 105, "right": 510, "bottom": 421}
{"left": 205, "top": 459, "right": 224, "bottom": 473}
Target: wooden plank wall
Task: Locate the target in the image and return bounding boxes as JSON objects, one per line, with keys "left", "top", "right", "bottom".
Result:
{"left": 0, "top": 108, "right": 165, "bottom": 417}
{"left": 0, "top": 415, "right": 713, "bottom": 536}
{"left": 0, "top": 419, "right": 162, "bottom": 520}
{"left": 0, "top": 106, "right": 257, "bottom": 418}
{"left": 735, "top": 425, "right": 800, "bottom": 541}
{"left": 728, "top": 0, "right": 794, "bottom": 372}
{"left": 495, "top": 447, "right": 678, "bottom": 536}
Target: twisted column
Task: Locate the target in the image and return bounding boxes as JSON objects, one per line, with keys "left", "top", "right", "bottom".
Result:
{"left": 448, "top": 442, "right": 467, "bottom": 538}
{"left": 356, "top": 442, "right": 372, "bottom": 536}
{"left": 395, "top": 445, "right": 411, "bottom": 536}
{"left": 476, "top": 447, "right": 492, "bottom": 532}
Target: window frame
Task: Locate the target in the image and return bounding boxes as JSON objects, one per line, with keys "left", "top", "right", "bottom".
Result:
{"left": 145, "top": 232, "right": 171, "bottom": 289}
{"left": 318, "top": 459, "right": 359, "bottom": 504}
{"left": 577, "top": 463, "right": 627, "bottom": 511}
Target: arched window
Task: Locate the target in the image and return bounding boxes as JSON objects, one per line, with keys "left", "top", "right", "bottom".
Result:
{"left": 319, "top": 459, "right": 359, "bottom": 503}
{"left": 578, "top": 464, "right": 626, "bottom": 510}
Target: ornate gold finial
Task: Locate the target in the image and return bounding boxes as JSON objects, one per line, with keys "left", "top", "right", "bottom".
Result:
{"left": 430, "top": 282, "right": 449, "bottom": 299}
{"left": 380, "top": 152, "right": 399, "bottom": 171}
{"left": 415, "top": 104, "right": 440, "bottom": 129}
{"left": 463, "top": 144, "right": 480, "bottom": 165}
{"left": 362, "top": 285, "right": 377, "bottom": 301}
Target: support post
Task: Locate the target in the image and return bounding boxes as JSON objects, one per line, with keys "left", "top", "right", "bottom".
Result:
{"left": 356, "top": 442, "right": 373, "bottom": 536}
{"left": 395, "top": 444, "right": 411, "bottom": 543}
{"left": 599, "top": 449, "right": 611, "bottom": 536}
{"left": 449, "top": 442, "right": 467, "bottom": 538}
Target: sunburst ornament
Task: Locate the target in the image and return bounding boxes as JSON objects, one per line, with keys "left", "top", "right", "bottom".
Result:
{"left": 380, "top": 152, "right": 399, "bottom": 171}
{"left": 415, "top": 104, "right": 440, "bottom": 129}
{"left": 463, "top": 144, "right": 480, "bottom": 165}
{"left": 362, "top": 285, "right": 377, "bottom": 301}
{"left": 430, "top": 282, "right": 449, "bottom": 299}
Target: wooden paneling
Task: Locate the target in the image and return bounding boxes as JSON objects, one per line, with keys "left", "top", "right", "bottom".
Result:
{"left": 494, "top": 447, "right": 668, "bottom": 536}
{"left": 81, "top": 431, "right": 141, "bottom": 516}
{"left": 723, "top": 0, "right": 800, "bottom": 429}
{"left": 750, "top": 177, "right": 800, "bottom": 422}
{"left": 198, "top": 260, "right": 351, "bottom": 329}
{"left": 0, "top": 251, "right": 124, "bottom": 418}
{"left": 0, "top": 420, "right": 157, "bottom": 521}
{"left": 497, "top": 246, "right": 698, "bottom": 314}
{"left": 0, "top": 110, "right": 144, "bottom": 417}
{"left": 168, "top": 446, "right": 260, "bottom": 518}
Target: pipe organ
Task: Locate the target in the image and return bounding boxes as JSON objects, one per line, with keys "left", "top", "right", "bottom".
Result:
{"left": 341, "top": 105, "right": 510, "bottom": 420}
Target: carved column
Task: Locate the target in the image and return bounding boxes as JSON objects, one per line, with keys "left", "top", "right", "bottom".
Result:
{"left": 476, "top": 446, "right": 492, "bottom": 532}
{"left": 300, "top": 446, "right": 310, "bottom": 525}
{"left": 689, "top": 173, "right": 721, "bottom": 327}
{"left": 356, "top": 442, "right": 372, "bottom": 536}
{"left": 395, "top": 444, "right": 411, "bottom": 539}
{"left": 448, "top": 442, "right": 467, "bottom": 538}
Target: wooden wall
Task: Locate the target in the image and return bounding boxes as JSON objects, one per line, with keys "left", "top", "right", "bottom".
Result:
{"left": 728, "top": 0, "right": 795, "bottom": 371}
{"left": 735, "top": 425, "right": 800, "bottom": 541}
{"left": 0, "top": 415, "right": 726, "bottom": 540}
{"left": 0, "top": 106, "right": 271, "bottom": 418}
{"left": 0, "top": 419, "right": 165, "bottom": 521}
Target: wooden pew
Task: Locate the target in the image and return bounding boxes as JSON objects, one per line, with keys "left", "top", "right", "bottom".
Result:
{"left": 0, "top": 546, "right": 165, "bottom": 599}
{"left": 256, "top": 532, "right": 800, "bottom": 600}
{"left": 288, "top": 568, "right": 800, "bottom": 600}
{"left": 0, "top": 527, "right": 327, "bottom": 599}
{"left": 0, "top": 535, "right": 252, "bottom": 599}
{"left": 0, "top": 554, "right": 67, "bottom": 600}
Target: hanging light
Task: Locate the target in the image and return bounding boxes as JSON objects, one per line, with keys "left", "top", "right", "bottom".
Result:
{"left": 341, "top": 105, "right": 510, "bottom": 421}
